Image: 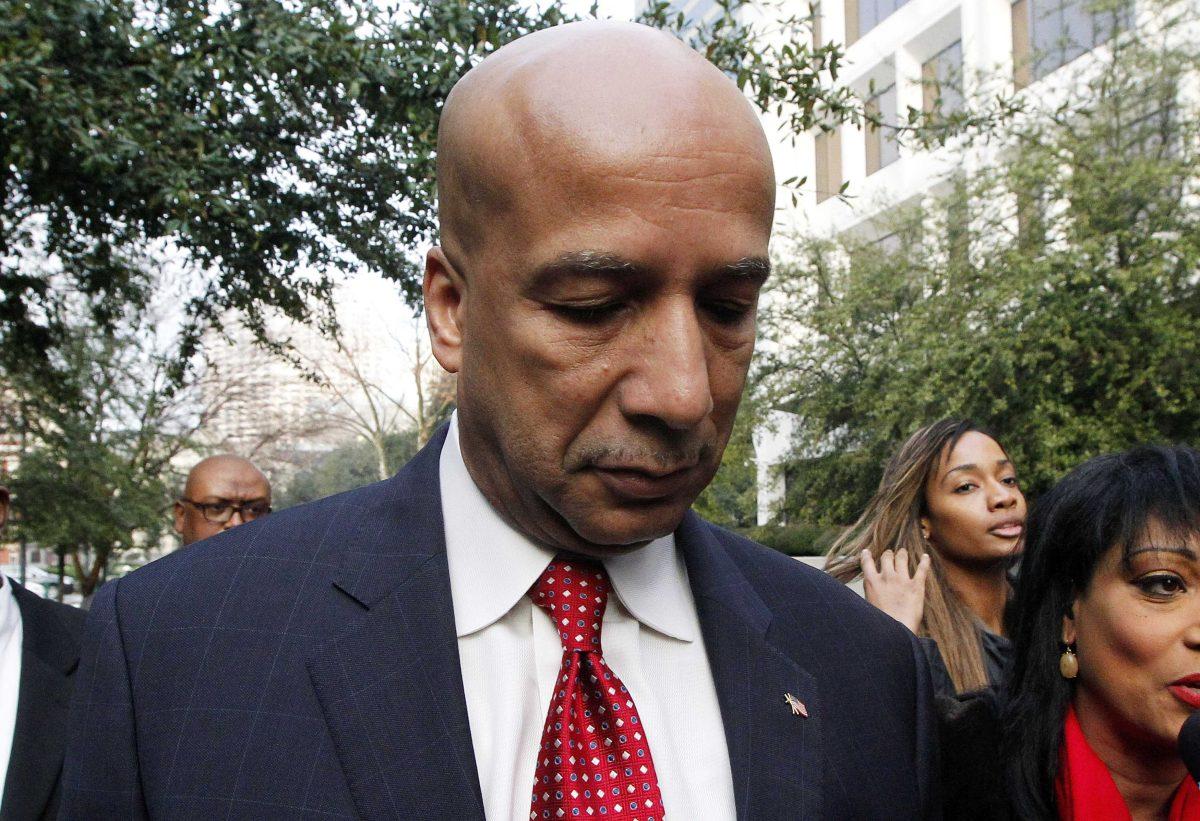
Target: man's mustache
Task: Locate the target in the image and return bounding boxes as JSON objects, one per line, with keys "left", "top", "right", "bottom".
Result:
{"left": 567, "top": 441, "right": 714, "bottom": 473}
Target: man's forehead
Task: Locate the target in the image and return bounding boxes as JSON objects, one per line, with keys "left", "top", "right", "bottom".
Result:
{"left": 437, "top": 22, "right": 774, "bottom": 263}
{"left": 187, "top": 462, "right": 269, "bottom": 499}
{"left": 502, "top": 65, "right": 772, "bottom": 195}
{"left": 189, "top": 480, "right": 268, "bottom": 501}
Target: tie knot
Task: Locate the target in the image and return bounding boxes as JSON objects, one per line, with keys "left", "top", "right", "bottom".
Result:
{"left": 531, "top": 556, "right": 610, "bottom": 653}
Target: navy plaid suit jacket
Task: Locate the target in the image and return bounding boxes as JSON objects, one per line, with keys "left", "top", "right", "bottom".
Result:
{"left": 61, "top": 427, "right": 939, "bottom": 819}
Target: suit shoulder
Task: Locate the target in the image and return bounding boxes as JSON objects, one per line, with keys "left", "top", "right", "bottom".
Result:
{"left": 699, "top": 521, "right": 845, "bottom": 595}
{"left": 700, "top": 521, "right": 914, "bottom": 640}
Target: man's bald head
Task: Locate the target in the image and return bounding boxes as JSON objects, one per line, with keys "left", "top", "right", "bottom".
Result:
{"left": 436, "top": 21, "right": 775, "bottom": 265}
{"left": 423, "top": 21, "right": 775, "bottom": 555}
{"left": 183, "top": 455, "right": 269, "bottom": 499}
{"left": 175, "top": 455, "right": 272, "bottom": 546}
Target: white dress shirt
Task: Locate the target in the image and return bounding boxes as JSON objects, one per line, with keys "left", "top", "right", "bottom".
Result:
{"left": 0, "top": 576, "right": 24, "bottom": 804}
{"left": 441, "top": 415, "right": 737, "bottom": 821}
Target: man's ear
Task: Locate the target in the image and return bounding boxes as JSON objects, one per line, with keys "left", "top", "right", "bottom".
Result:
{"left": 173, "top": 501, "right": 186, "bottom": 536}
{"left": 424, "top": 246, "right": 467, "bottom": 374}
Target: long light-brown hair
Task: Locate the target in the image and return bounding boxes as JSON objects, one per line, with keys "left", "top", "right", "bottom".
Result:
{"left": 824, "top": 419, "right": 1003, "bottom": 693}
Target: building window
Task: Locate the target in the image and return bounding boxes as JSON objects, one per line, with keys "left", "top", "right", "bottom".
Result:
{"left": 1012, "top": 0, "right": 1132, "bottom": 87}
{"left": 922, "top": 40, "right": 965, "bottom": 118}
{"left": 814, "top": 129, "right": 842, "bottom": 203}
{"left": 865, "top": 83, "right": 900, "bottom": 175}
{"left": 845, "top": 0, "right": 913, "bottom": 44}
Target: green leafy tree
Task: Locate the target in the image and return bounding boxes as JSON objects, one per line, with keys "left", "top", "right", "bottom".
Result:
{"left": 2, "top": 306, "right": 237, "bottom": 598}
{"left": 693, "top": 398, "right": 759, "bottom": 529}
{"left": 1, "top": 0, "right": 891, "bottom": 374}
{"left": 276, "top": 431, "right": 417, "bottom": 509}
{"left": 0, "top": 0, "right": 574, "bottom": 374}
{"left": 760, "top": 8, "right": 1200, "bottom": 523}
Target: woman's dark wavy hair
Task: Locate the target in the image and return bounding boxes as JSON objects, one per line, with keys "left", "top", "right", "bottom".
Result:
{"left": 1004, "top": 445, "right": 1200, "bottom": 818}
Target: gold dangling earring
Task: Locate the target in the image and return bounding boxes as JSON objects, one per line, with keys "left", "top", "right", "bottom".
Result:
{"left": 1059, "top": 645, "right": 1079, "bottom": 680}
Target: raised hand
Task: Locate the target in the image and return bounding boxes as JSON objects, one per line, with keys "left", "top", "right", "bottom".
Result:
{"left": 860, "top": 548, "right": 931, "bottom": 634}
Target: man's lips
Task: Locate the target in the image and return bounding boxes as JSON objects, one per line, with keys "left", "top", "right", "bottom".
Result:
{"left": 589, "top": 464, "right": 698, "bottom": 501}
{"left": 1169, "top": 676, "right": 1200, "bottom": 709}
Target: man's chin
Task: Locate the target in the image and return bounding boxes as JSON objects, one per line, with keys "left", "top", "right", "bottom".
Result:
{"left": 562, "top": 506, "right": 688, "bottom": 555}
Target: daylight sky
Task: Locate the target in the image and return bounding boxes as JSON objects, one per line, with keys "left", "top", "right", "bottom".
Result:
{"left": 552, "top": 0, "right": 636, "bottom": 20}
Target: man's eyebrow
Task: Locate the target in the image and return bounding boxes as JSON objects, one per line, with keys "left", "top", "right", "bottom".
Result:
{"left": 714, "top": 256, "right": 772, "bottom": 284}
{"left": 528, "top": 251, "right": 644, "bottom": 288}
{"left": 527, "top": 252, "right": 772, "bottom": 290}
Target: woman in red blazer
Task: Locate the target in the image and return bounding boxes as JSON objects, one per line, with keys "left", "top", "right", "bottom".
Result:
{"left": 946, "top": 445, "right": 1200, "bottom": 820}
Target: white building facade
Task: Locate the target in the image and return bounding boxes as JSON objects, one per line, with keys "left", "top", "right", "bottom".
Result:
{"left": 640, "top": 0, "right": 1194, "bottom": 524}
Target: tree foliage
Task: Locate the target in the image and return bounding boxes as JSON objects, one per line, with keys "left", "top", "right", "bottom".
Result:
{"left": 693, "top": 397, "right": 758, "bottom": 529}
{"left": 0, "top": 0, "right": 574, "bottom": 373}
{"left": 760, "top": 10, "right": 1200, "bottom": 523}
{"left": 1, "top": 301, "right": 239, "bottom": 597}
{"left": 276, "top": 430, "right": 417, "bottom": 509}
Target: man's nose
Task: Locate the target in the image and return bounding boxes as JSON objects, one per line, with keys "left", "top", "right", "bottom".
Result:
{"left": 617, "top": 300, "right": 714, "bottom": 430}
{"left": 224, "top": 509, "right": 245, "bottom": 529}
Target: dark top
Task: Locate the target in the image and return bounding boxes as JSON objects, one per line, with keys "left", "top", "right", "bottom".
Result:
{"left": 981, "top": 628, "right": 1013, "bottom": 689}
{"left": 938, "top": 689, "right": 1014, "bottom": 820}
{"left": 2, "top": 580, "right": 85, "bottom": 821}
{"left": 928, "top": 624, "right": 1019, "bottom": 819}
{"left": 920, "top": 627, "right": 1013, "bottom": 698}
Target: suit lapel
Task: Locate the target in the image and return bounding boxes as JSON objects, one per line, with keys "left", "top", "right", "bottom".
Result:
{"left": 306, "top": 427, "right": 485, "bottom": 821}
{"left": 3, "top": 583, "right": 80, "bottom": 821}
{"left": 678, "top": 514, "right": 822, "bottom": 820}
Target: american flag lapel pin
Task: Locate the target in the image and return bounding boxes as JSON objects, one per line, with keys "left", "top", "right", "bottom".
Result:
{"left": 784, "top": 692, "right": 808, "bottom": 718}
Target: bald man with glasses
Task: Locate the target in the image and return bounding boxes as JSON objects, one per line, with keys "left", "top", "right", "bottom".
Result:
{"left": 174, "top": 455, "right": 272, "bottom": 546}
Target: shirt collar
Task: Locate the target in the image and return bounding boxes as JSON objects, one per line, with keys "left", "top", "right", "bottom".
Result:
{"left": 441, "top": 415, "right": 557, "bottom": 638}
{"left": 440, "top": 413, "right": 698, "bottom": 643}
{"left": 604, "top": 533, "right": 697, "bottom": 642}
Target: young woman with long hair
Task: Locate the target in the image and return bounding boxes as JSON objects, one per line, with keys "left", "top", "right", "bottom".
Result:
{"left": 825, "top": 418, "right": 1026, "bottom": 693}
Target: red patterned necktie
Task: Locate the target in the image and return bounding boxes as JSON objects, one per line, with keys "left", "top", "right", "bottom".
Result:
{"left": 528, "top": 556, "right": 666, "bottom": 821}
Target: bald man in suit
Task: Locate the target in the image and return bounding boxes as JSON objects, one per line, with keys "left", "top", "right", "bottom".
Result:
{"left": 62, "top": 23, "right": 938, "bottom": 819}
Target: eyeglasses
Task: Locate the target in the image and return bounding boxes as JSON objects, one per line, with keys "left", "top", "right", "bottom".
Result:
{"left": 180, "top": 498, "right": 272, "bottom": 524}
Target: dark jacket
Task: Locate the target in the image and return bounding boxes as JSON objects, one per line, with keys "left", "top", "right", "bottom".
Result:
{"left": 1, "top": 581, "right": 85, "bottom": 821}
{"left": 61, "top": 427, "right": 940, "bottom": 819}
